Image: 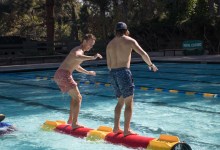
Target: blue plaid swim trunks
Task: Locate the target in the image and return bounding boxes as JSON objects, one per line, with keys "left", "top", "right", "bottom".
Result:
{"left": 109, "top": 67, "right": 134, "bottom": 98}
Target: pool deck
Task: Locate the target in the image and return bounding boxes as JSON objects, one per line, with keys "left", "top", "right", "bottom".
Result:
{"left": 0, "top": 54, "right": 220, "bottom": 72}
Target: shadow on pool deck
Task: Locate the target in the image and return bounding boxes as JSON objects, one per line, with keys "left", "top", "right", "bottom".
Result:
{"left": 0, "top": 54, "right": 220, "bottom": 72}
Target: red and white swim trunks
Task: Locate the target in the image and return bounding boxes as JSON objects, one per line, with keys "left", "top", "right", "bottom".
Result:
{"left": 54, "top": 69, "right": 77, "bottom": 93}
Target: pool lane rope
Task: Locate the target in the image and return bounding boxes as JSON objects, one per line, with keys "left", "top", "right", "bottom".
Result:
{"left": 35, "top": 76, "right": 219, "bottom": 98}
{"left": 42, "top": 120, "right": 192, "bottom": 150}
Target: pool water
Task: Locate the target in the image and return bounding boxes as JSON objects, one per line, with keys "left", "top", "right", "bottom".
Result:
{"left": 0, "top": 63, "right": 220, "bottom": 150}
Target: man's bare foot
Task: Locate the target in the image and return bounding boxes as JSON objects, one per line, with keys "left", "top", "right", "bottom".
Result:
{"left": 67, "top": 120, "right": 72, "bottom": 125}
{"left": 72, "top": 124, "right": 84, "bottom": 130}
{"left": 113, "top": 128, "right": 123, "bottom": 134}
{"left": 123, "top": 130, "right": 138, "bottom": 137}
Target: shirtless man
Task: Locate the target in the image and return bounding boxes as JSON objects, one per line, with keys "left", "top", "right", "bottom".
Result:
{"left": 54, "top": 34, "right": 102, "bottom": 129}
{"left": 106, "top": 22, "right": 158, "bottom": 136}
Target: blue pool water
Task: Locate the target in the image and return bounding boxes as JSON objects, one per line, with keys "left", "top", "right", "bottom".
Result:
{"left": 0, "top": 62, "right": 220, "bottom": 150}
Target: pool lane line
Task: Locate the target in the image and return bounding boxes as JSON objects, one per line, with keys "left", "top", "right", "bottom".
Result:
{"left": 31, "top": 76, "right": 220, "bottom": 98}
{"left": 1, "top": 69, "right": 220, "bottom": 84}
{"left": 76, "top": 80, "right": 219, "bottom": 98}
{"left": 42, "top": 76, "right": 220, "bottom": 98}
{"left": 1, "top": 81, "right": 219, "bottom": 115}
{"left": 0, "top": 76, "right": 219, "bottom": 98}
{"left": 33, "top": 73, "right": 220, "bottom": 85}
{"left": 35, "top": 72, "right": 220, "bottom": 84}
{"left": 96, "top": 70, "right": 220, "bottom": 78}
{"left": 1, "top": 76, "right": 219, "bottom": 98}
{"left": 136, "top": 75, "right": 220, "bottom": 84}
{"left": 2, "top": 73, "right": 220, "bottom": 86}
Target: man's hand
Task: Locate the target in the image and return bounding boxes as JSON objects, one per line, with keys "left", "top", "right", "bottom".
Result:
{"left": 152, "top": 65, "right": 158, "bottom": 72}
{"left": 88, "top": 71, "right": 96, "bottom": 76}
{"left": 93, "top": 53, "right": 103, "bottom": 59}
{"left": 149, "top": 64, "right": 158, "bottom": 72}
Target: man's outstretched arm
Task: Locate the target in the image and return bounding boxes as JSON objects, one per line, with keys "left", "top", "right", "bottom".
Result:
{"left": 131, "top": 39, "right": 158, "bottom": 72}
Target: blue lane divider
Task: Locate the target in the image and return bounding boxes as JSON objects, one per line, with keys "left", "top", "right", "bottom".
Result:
{"left": 34, "top": 76, "right": 219, "bottom": 98}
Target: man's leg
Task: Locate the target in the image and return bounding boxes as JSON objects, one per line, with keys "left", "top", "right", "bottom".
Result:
{"left": 113, "top": 96, "right": 124, "bottom": 133}
{"left": 68, "top": 86, "right": 83, "bottom": 129}
{"left": 67, "top": 99, "right": 74, "bottom": 124}
{"left": 123, "top": 95, "right": 136, "bottom": 136}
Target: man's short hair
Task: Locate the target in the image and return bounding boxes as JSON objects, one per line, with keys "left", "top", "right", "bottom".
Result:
{"left": 83, "top": 34, "right": 96, "bottom": 41}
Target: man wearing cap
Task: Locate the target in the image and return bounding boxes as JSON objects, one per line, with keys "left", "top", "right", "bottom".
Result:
{"left": 106, "top": 22, "right": 158, "bottom": 136}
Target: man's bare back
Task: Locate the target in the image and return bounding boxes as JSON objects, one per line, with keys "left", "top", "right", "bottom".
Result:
{"left": 106, "top": 35, "right": 133, "bottom": 69}
{"left": 107, "top": 34, "right": 157, "bottom": 71}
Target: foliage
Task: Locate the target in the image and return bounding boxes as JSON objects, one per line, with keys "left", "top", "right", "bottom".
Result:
{"left": 0, "top": 0, "right": 220, "bottom": 54}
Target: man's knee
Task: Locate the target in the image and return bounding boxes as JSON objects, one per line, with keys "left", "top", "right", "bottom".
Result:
{"left": 124, "top": 95, "right": 133, "bottom": 102}
{"left": 72, "top": 94, "right": 82, "bottom": 104}
{"left": 76, "top": 94, "right": 82, "bottom": 102}
{"left": 117, "top": 97, "right": 125, "bottom": 105}
{"left": 124, "top": 96, "right": 133, "bottom": 107}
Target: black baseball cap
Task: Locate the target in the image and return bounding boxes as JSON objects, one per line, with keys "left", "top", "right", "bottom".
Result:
{"left": 116, "top": 22, "right": 127, "bottom": 30}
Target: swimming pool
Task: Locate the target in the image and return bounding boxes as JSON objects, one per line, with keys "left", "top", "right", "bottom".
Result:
{"left": 0, "top": 62, "right": 220, "bottom": 150}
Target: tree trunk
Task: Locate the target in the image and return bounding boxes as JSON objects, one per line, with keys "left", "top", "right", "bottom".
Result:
{"left": 100, "top": 6, "right": 106, "bottom": 40}
{"left": 46, "top": 0, "right": 55, "bottom": 54}
{"left": 70, "top": 3, "right": 79, "bottom": 41}
{"left": 208, "top": 0, "right": 215, "bottom": 17}
{"left": 112, "top": 0, "right": 119, "bottom": 22}
{"left": 123, "top": 0, "right": 128, "bottom": 22}
{"left": 218, "top": 0, "right": 220, "bottom": 16}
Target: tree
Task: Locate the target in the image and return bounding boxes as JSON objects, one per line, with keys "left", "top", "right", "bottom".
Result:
{"left": 54, "top": 0, "right": 81, "bottom": 41}
{"left": 217, "top": 0, "right": 220, "bottom": 16}
{"left": 69, "top": 1, "right": 80, "bottom": 41}
{"left": 0, "top": 0, "right": 37, "bottom": 36}
{"left": 79, "top": 4, "right": 90, "bottom": 34}
{"left": 46, "top": 0, "right": 55, "bottom": 54}
{"left": 83, "top": 0, "right": 111, "bottom": 39}
{"left": 208, "top": 0, "right": 215, "bottom": 17}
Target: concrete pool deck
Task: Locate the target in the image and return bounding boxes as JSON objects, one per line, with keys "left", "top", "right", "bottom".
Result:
{"left": 0, "top": 54, "right": 220, "bottom": 72}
